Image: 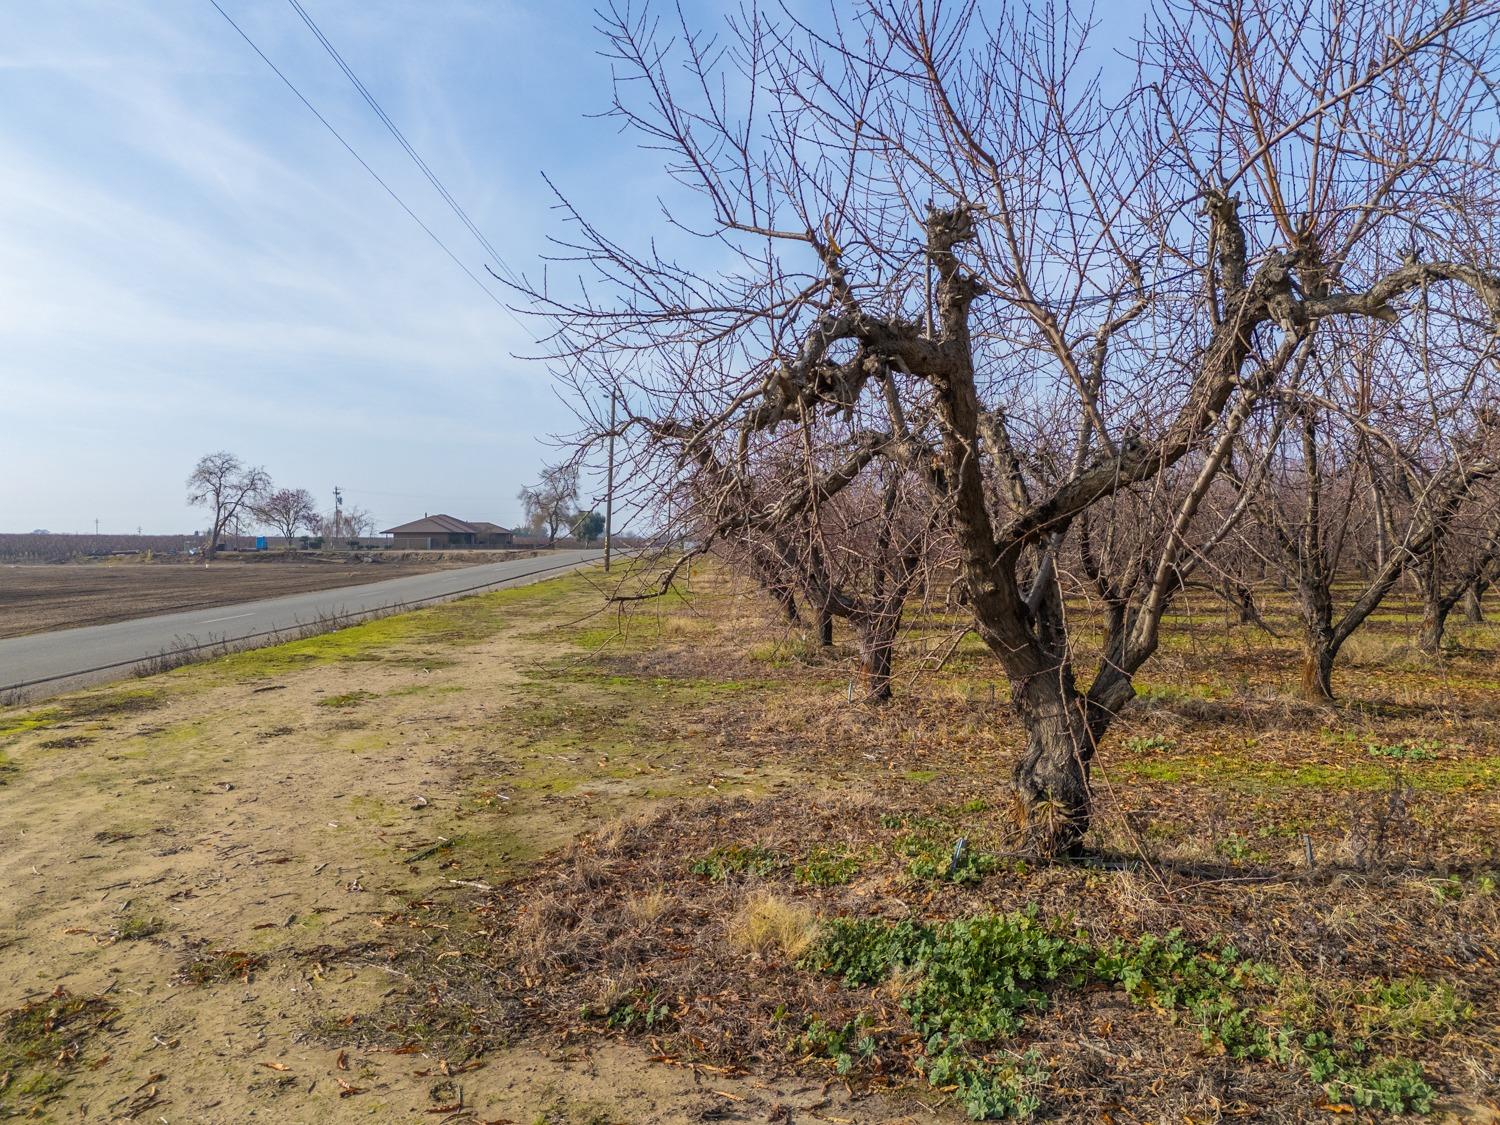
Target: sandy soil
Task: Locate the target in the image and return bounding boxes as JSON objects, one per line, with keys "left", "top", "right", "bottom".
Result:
{"left": 0, "top": 576, "right": 952, "bottom": 1123}
{"left": 0, "top": 558, "right": 497, "bottom": 639}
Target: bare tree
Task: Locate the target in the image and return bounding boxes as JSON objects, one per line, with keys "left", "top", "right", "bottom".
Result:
{"left": 1240, "top": 318, "right": 1500, "bottom": 698}
{"left": 676, "top": 435, "right": 943, "bottom": 700}
{"left": 317, "top": 505, "right": 375, "bottom": 542}
{"left": 344, "top": 505, "right": 376, "bottom": 539}
{"left": 527, "top": 0, "right": 1500, "bottom": 852}
{"left": 253, "top": 488, "right": 319, "bottom": 551}
{"left": 187, "top": 452, "right": 270, "bottom": 558}
{"left": 1415, "top": 487, "right": 1500, "bottom": 652}
{"left": 519, "top": 464, "right": 579, "bottom": 547}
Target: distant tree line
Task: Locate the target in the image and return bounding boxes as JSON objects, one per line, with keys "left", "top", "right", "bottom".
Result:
{"left": 186, "top": 452, "right": 374, "bottom": 555}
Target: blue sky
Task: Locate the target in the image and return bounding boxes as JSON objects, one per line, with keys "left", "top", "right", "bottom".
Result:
{"left": 0, "top": 0, "right": 683, "bottom": 533}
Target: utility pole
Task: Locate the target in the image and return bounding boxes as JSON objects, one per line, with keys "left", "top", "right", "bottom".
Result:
{"left": 333, "top": 486, "right": 343, "bottom": 547}
{"left": 604, "top": 391, "right": 616, "bottom": 572}
{"left": 94, "top": 518, "right": 99, "bottom": 536}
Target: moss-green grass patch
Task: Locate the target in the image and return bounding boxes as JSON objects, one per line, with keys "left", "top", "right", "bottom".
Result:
{"left": 0, "top": 991, "right": 118, "bottom": 1115}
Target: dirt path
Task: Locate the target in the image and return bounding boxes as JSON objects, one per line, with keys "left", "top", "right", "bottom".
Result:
{"left": 0, "top": 575, "right": 948, "bottom": 1123}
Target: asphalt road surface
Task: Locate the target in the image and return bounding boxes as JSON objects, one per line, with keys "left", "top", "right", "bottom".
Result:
{"left": 0, "top": 549, "right": 604, "bottom": 700}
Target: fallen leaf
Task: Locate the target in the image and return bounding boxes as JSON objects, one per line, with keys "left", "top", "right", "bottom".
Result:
{"left": 336, "top": 1049, "right": 349, "bottom": 1071}
{"left": 260, "top": 1061, "right": 291, "bottom": 1072}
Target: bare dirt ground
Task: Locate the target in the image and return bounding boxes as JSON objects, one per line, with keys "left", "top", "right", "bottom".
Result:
{"left": 0, "top": 572, "right": 952, "bottom": 1123}
{"left": 0, "top": 557, "right": 499, "bottom": 639}
{"left": 1, "top": 568, "right": 1497, "bottom": 1122}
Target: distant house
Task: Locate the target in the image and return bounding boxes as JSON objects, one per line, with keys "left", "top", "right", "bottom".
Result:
{"left": 381, "top": 515, "right": 514, "bottom": 550}
{"left": 468, "top": 521, "right": 516, "bottom": 547}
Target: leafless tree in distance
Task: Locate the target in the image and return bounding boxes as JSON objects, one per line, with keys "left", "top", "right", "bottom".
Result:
{"left": 187, "top": 452, "right": 271, "bottom": 558}
{"left": 519, "top": 463, "right": 580, "bottom": 547}
{"left": 254, "top": 488, "right": 320, "bottom": 551}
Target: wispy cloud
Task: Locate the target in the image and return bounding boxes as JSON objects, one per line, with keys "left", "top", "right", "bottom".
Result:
{"left": 0, "top": 0, "right": 596, "bottom": 532}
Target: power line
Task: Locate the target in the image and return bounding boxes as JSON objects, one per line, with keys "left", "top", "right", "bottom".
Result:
{"left": 205, "top": 0, "right": 512, "bottom": 315}
{"left": 284, "top": 0, "right": 525, "bottom": 290}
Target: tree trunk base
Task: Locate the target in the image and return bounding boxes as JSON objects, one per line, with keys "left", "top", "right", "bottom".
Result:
{"left": 816, "top": 609, "right": 833, "bottom": 648}
{"left": 1010, "top": 698, "right": 1093, "bottom": 856}
{"left": 1299, "top": 650, "right": 1336, "bottom": 703}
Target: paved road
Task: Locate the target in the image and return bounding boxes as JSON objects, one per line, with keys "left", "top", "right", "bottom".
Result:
{"left": 0, "top": 550, "right": 604, "bottom": 700}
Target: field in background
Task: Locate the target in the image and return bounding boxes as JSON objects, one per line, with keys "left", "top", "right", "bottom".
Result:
{"left": 0, "top": 556, "right": 502, "bottom": 639}
{"left": 0, "top": 565, "right": 1496, "bottom": 1122}
{"left": 0, "top": 532, "right": 203, "bottom": 563}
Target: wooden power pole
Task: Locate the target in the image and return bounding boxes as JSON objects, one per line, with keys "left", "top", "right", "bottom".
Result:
{"left": 604, "top": 391, "right": 616, "bottom": 572}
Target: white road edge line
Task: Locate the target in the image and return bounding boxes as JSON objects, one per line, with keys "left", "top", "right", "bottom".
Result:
{"left": 201, "top": 612, "right": 256, "bottom": 623}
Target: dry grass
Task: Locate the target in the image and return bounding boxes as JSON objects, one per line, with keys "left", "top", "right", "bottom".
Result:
{"left": 727, "top": 891, "right": 818, "bottom": 959}
{"left": 622, "top": 886, "right": 676, "bottom": 929}
{"left": 428, "top": 565, "right": 1498, "bottom": 1118}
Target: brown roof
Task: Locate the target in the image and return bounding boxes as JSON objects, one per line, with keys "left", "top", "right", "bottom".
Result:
{"left": 469, "top": 521, "right": 512, "bottom": 535}
{"left": 381, "top": 514, "right": 477, "bottom": 536}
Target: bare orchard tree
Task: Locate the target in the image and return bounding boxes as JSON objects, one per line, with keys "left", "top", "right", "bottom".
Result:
{"left": 673, "top": 429, "right": 943, "bottom": 700}
{"left": 187, "top": 452, "right": 270, "bottom": 558}
{"left": 518, "top": 464, "right": 579, "bottom": 547}
{"left": 1414, "top": 485, "right": 1500, "bottom": 652}
{"left": 1235, "top": 309, "right": 1500, "bottom": 698}
{"left": 527, "top": 0, "right": 1500, "bottom": 851}
{"left": 253, "top": 488, "right": 319, "bottom": 550}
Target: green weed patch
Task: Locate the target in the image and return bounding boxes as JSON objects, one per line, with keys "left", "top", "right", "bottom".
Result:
{"left": 317, "top": 690, "right": 378, "bottom": 709}
{"left": 800, "top": 911, "right": 1445, "bottom": 1118}
{"left": 1114, "top": 750, "right": 1500, "bottom": 792}
{"left": 793, "top": 846, "right": 862, "bottom": 887}
{"left": 689, "top": 843, "right": 785, "bottom": 881}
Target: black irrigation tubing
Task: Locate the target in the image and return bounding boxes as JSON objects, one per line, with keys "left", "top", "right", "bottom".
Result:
{"left": 0, "top": 554, "right": 602, "bottom": 694}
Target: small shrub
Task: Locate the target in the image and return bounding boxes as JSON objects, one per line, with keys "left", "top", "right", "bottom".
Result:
{"left": 176, "top": 949, "right": 267, "bottom": 986}
{"left": 922, "top": 1046, "right": 1046, "bottom": 1119}
{"left": 1216, "top": 833, "right": 1254, "bottom": 862}
{"left": 1366, "top": 740, "right": 1440, "bottom": 762}
{"left": 801, "top": 912, "right": 1438, "bottom": 1120}
{"left": 795, "top": 1014, "right": 877, "bottom": 1074}
{"left": 588, "top": 988, "right": 672, "bottom": 1032}
{"left": 109, "top": 914, "right": 166, "bottom": 943}
{"left": 623, "top": 887, "right": 675, "bottom": 928}
{"left": 895, "top": 831, "right": 998, "bottom": 884}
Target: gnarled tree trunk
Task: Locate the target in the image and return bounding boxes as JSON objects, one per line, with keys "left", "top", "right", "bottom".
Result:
{"left": 1010, "top": 675, "right": 1094, "bottom": 854}
{"left": 1418, "top": 600, "right": 1452, "bottom": 655}
{"left": 1300, "top": 639, "right": 1337, "bottom": 702}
